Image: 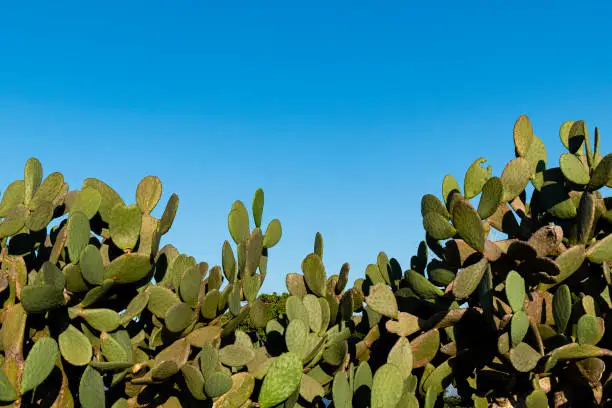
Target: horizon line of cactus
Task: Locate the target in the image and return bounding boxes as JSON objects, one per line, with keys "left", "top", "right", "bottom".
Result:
{"left": 0, "top": 114, "right": 610, "bottom": 407}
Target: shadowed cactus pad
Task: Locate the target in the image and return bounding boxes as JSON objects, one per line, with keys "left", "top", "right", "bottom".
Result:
{"left": 258, "top": 352, "right": 303, "bottom": 408}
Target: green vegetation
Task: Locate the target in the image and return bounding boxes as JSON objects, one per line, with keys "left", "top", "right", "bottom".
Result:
{"left": 0, "top": 115, "right": 610, "bottom": 407}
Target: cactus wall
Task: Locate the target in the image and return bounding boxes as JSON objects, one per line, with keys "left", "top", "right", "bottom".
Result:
{"left": 0, "top": 115, "right": 610, "bottom": 407}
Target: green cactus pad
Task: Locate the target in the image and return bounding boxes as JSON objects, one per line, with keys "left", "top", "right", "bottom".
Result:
{"left": 547, "top": 244, "right": 586, "bottom": 287}
{"left": 421, "top": 194, "right": 449, "bottom": 219}
{"left": 332, "top": 371, "right": 352, "bottom": 408}
{"left": 258, "top": 352, "right": 303, "bottom": 408}
{"left": 199, "top": 289, "right": 220, "bottom": 320}
{"left": 204, "top": 371, "right": 233, "bottom": 398}
{"left": 198, "top": 343, "right": 219, "bottom": 378}
{"left": 21, "top": 337, "right": 60, "bottom": 393}
{"left": 477, "top": 177, "right": 503, "bottom": 219}
{"left": 354, "top": 361, "right": 373, "bottom": 392}
{"left": 525, "top": 390, "right": 548, "bottom": 408}
{"left": 104, "top": 253, "right": 151, "bottom": 283}
{"left": 82, "top": 178, "right": 125, "bottom": 222}
{"left": 508, "top": 342, "right": 540, "bottom": 372}
{"left": 0, "top": 180, "right": 25, "bottom": 219}
{"left": 222, "top": 240, "right": 237, "bottom": 282}
{"left": 301, "top": 253, "right": 326, "bottom": 297}
{"left": 464, "top": 157, "right": 492, "bottom": 199}
{"left": 0, "top": 368, "right": 17, "bottom": 402}
{"left": 147, "top": 285, "right": 181, "bottom": 318}
{"left": 243, "top": 273, "right": 262, "bottom": 302}
{"left": 24, "top": 157, "right": 43, "bottom": 206}
{"left": 388, "top": 336, "right": 413, "bottom": 378}
{"left": 386, "top": 312, "right": 421, "bottom": 337}
{"left": 179, "top": 266, "right": 203, "bottom": 307}
{"left": 513, "top": 115, "right": 534, "bottom": 157}
{"left": 215, "top": 372, "right": 256, "bottom": 408}
{"left": 452, "top": 257, "right": 489, "bottom": 299}
{"left": 583, "top": 295, "right": 596, "bottom": 317}
{"left": 0, "top": 204, "right": 27, "bottom": 238}
{"left": 336, "top": 262, "right": 350, "bottom": 294}
{"left": 568, "top": 120, "right": 588, "bottom": 154}
{"left": 78, "top": 366, "right": 105, "bottom": 408}
{"left": 186, "top": 325, "right": 221, "bottom": 348}
{"left": 588, "top": 153, "right": 612, "bottom": 189}
{"left": 59, "top": 324, "right": 93, "bottom": 366}
{"left": 180, "top": 364, "right": 207, "bottom": 400}
{"left": 314, "top": 231, "right": 324, "bottom": 259}
{"left": 423, "top": 212, "right": 456, "bottom": 241}
{"left": 30, "top": 171, "right": 64, "bottom": 208}
{"left": 299, "top": 374, "right": 325, "bottom": 403}
{"left": 302, "top": 294, "right": 322, "bottom": 332}
{"left": 586, "top": 234, "right": 612, "bottom": 264}
{"left": 501, "top": 157, "right": 531, "bottom": 203}
{"left": 99, "top": 332, "right": 131, "bottom": 363}
{"left": 25, "top": 199, "right": 54, "bottom": 231}
{"left": 252, "top": 188, "right": 265, "bottom": 229}
{"left": 323, "top": 339, "right": 348, "bottom": 366}
{"left": 524, "top": 134, "right": 548, "bottom": 187}
{"left": 559, "top": 120, "right": 576, "bottom": 151}
{"left": 365, "top": 263, "right": 385, "bottom": 285}
{"left": 505, "top": 270, "right": 526, "bottom": 313}
{"left": 442, "top": 174, "right": 461, "bottom": 205}
{"left": 405, "top": 269, "right": 444, "bottom": 299}
{"left": 219, "top": 344, "right": 256, "bottom": 367}
{"left": 577, "top": 315, "right": 604, "bottom": 345}
{"left": 560, "top": 153, "right": 590, "bottom": 185}
{"left": 20, "top": 283, "right": 66, "bottom": 313}
{"left": 365, "top": 283, "right": 398, "bottom": 319}
{"left": 159, "top": 193, "right": 179, "bottom": 235}
{"left": 80, "top": 308, "right": 121, "bottom": 332}
{"left": 245, "top": 228, "right": 263, "bottom": 276}
{"left": 136, "top": 175, "right": 162, "bottom": 215}
{"left": 109, "top": 204, "right": 142, "bottom": 251}
{"left": 120, "top": 290, "right": 149, "bottom": 327}
{"left": 371, "top": 363, "right": 404, "bottom": 408}
{"left": 165, "top": 301, "right": 196, "bottom": 333}
{"left": 576, "top": 192, "right": 596, "bottom": 245}
{"left": 451, "top": 197, "right": 485, "bottom": 252}
{"left": 286, "top": 273, "right": 307, "bottom": 298}
{"left": 41, "top": 261, "right": 66, "bottom": 290}
{"left": 67, "top": 211, "right": 90, "bottom": 263}
{"left": 286, "top": 318, "right": 309, "bottom": 359}
{"left": 427, "top": 263, "right": 456, "bottom": 286}
{"left": 70, "top": 187, "right": 102, "bottom": 219}
{"left": 208, "top": 265, "right": 224, "bottom": 291}
{"left": 80, "top": 244, "right": 105, "bottom": 285}
{"left": 510, "top": 310, "right": 529, "bottom": 348}
{"left": 152, "top": 359, "right": 181, "bottom": 380}
{"left": 552, "top": 284, "right": 571, "bottom": 334}
{"left": 263, "top": 219, "right": 282, "bottom": 248}
{"left": 228, "top": 200, "right": 250, "bottom": 245}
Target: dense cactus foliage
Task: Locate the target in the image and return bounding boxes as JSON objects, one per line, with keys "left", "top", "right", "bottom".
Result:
{"left": 0, "top": 115, "right": 610, "bottom": 407}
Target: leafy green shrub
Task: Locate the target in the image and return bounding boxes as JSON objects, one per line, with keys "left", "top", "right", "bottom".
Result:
{"left": 0, "top": 115, "right": 609, "bottom": 407}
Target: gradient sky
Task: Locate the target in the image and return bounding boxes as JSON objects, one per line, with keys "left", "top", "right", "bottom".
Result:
{"left": 1, "top": 2, "right": 611, "bottom": 294}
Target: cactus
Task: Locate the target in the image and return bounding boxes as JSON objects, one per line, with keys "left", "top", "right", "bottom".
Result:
{"left": 0, "top": 114, "right": 609, "bottom": 407}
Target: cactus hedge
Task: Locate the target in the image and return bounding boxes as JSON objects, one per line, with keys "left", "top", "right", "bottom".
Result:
{"left": 0, "top": 115, "right": 610, "bottom": 407}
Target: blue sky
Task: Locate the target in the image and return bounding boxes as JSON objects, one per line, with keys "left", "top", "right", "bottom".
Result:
{"left": 1, "top": 2, "right": 611, "bottom": 294}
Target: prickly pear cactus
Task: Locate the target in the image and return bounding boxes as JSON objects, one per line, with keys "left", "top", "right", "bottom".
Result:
{"left": 1, "top": 114, "right": 610, "bottom": 407}
{"left": 383, "top": 115, "right": 612, "bottom": 407}
{"left": 0, "top": 163, "right": 288, "bottom": 407}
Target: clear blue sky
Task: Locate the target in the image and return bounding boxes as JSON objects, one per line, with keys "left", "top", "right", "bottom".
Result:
{"left": 1, "top": 2, "right": 611, "bottom": 294}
